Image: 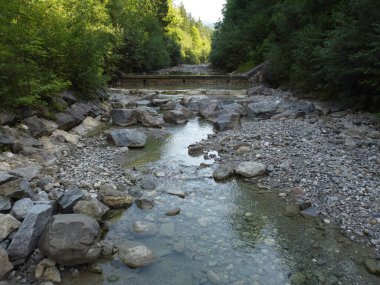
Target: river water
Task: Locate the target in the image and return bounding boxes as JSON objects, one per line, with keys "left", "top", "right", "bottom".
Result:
{"left": 63, "top": 118, "right": 379, "bottom": 285}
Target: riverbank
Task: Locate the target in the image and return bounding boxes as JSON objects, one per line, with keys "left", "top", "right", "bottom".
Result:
{"left": 200, "top": 86, "right": 380, "bottom": 250}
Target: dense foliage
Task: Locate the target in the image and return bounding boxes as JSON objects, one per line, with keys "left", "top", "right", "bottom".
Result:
{"left": 0, "top": 0, "right": 212, "bottom": 107}
{"left": 211, "top": 0, "right": 380, "bottom": 109}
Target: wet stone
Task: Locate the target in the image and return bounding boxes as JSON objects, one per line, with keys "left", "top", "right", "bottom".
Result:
{"left": 165, "top": 208, "right": 180, "bottom": 216}
{"left": 140, "top": 177, "right": 156, "bottom": 190}
{"left": 131, "top": 221, "right": 158, "bottom": 237}
{"left": 136, "top": 199, "right": 155, "bottom": 210}
{"left": 213, "top": 164, "right": 234, "bottom": 181}
{"left": 118, "top": 242, "right": 155, "bottom": 269}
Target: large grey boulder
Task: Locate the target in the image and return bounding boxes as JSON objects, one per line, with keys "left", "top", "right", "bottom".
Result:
{"left": 235, "top": 161, "right": 267, "bottom": 178}
{"left": 0, "top": 111, "right": 16, "bottom": 126}
{"left": 55, "top": 112, "right": 81, "bottom": 131}
{"left": 213, "top": 113, "right": 241, "bottom": 132}
{"left": 9, "top": 163, "right": 42, "bottom": 181}
{"left": 198, "top": 100, "right": 219, "bottom": 120}
{"left": 0, "top": 248, "right": 13, "bottom": 280}
{"left": 67, "top": 102, "right": 94, "bottom": 121}
{"left": 141, "top": 111, "right": 165, "bottom": 128}
{"left": 0, "top": 214, "right": 21, "bottom": 241}
{"left": 107, "top": 129, "right": 147, "bottom": 148}
{"left": 10, "top": 198, "right": 34, "bottom": 220}
{"left": 24, "top": 116, "right": 58, "bottom": 138}
{"left": 163, "top": 104, "right": 194, "bottom": 124}
{"left": 39, "top": 214, "right": 101, "bottom": 266}
{"left": 163, "top": 109, "right": 188, "bottom": 124}
{"left": 0, "top": 132, "right": 14, "bottom": 150}
{"left": 58, "top": 188, "right": 85, "bottom": 213}
{"left": 0, "top": 172, "right": 16, "bottom": 185}
{"left": 72, "top": 117, "right": 100, "bottom": 136}
{"left": 73, "top": 199, "right": 110, "bottom": 221}
{"left": 0, "top": 195, "right": 12, "bottom": 211}
{"left": 160, "top": 101, "right": 177, "bottom": 111}
{"left": 98, "top": 185, "right": 132, "bottom": 209}
{"left": 213, "top": 165, "right": 234, "bottom": 181}
{"left": 118, "top": 242, "right": 155, "bottom": 268}
{"left": 0, "top": 178, "right": 32, "bottom": 199}
{"left": 8, "top": 204, "right": 52, "bottom": 262}
{"left": 246, "top": 101, "right": 279, "bottom": 118}
{"left": 111, "top": 109, "right": 140, "bottom": 126}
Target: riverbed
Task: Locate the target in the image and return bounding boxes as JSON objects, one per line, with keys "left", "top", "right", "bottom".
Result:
{"left": 61, "top": 118, "right": 379, "bottom": 285}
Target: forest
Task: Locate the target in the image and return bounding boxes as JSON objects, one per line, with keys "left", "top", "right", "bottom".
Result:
{"left": 0, "top": 0, "right": 212, "bottom": 107}
{"left": 210, "top": 0, "right": 380, "bottom": 109}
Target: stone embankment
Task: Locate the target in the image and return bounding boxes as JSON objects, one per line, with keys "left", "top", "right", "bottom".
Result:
{"left": 0, "top": 84, "right": 379, "bottom": 283}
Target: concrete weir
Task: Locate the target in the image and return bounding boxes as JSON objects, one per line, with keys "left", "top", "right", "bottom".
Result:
{"left": 118, "top": 74, "right": 252, "bottom": 89}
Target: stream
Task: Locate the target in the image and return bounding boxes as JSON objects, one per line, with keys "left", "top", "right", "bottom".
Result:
{"left": 62, "top": 117, "right": 379, "bottom": 285}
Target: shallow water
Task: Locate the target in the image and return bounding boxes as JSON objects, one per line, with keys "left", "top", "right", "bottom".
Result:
{"left": 64, "top": 118, "right": 379, "bottom": 285}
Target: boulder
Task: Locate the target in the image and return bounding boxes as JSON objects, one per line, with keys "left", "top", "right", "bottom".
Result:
{"left": 164, "top": 110, "right": 188, "bottom": 124}
{"left": 0, "top": 172, "right": 17, "bottom": 185}
{"left": 152, "top": 98, "right": 169, "bottom": 106}
{"left": 0, "top": 111, "right": 16, "bottom": 126}
{"left": 72, "top": 117, "right": 100, "bottom": 136}
{"left": 118, "top": 242, "right": 155, "bottom": 268}
{"left": 246, "top": 101, "right": 279, "bottom": 118}
{"left": 141, "top": 112, "right": 165, "bottom": 128}
{"left": 135, "top": 199, "right": 154, "bottom": 210}
{"left": 35, "top": 258, "right": 61, "bottom": 283}
{"left": 0, "top": 248, "right": 13, "bottom": 280}
{"left": 10, "top": 198, "right": 34, "bottom": 220}
{"left": 55, "top": 112, "right": 81, "bottom": 131}
{"left": 235, "top": 161, "right": 267, "bottom": 178}
{"left": 188, "top": 144, "right": 204, "bottom": 156}
{"left": 0, "top": 178, "right": 32, "bottom": 199}
{"left": 73, "top": 199, "right": 110, "bottom": 221}
{"left": 131, "top": 221, "right": 158, "bottom": 237}
{"left": 0, "top": 214, "right": 21, "bottom": 241}
{"left": 24, "top": 116, "right": 58, "bottom": 138}
{"left": 58, "top": 188, "right": 85, "bottom": 213}
{"left": 8, "top": 204, "right": 52, "bottom": 262}
{"left": 51, "top": 129, "right": 80, "bottom": 145}
{"left": 98, "top": 185, "right": 132, "bottom": 209}
{"left": 160, "top": 101, "right": 177, "bottom": 111}
{"left": 39, "top": 214, "right": 101, "bottom": 266}
{"left": 111, "top": 109, "right": 140, "bottom": 126}
{"left": 213, "top": 165, "right": 234, "bottom": 181}
{"left": 213, "top": 113, "right": 241, "bottom": 132}
{"left": 247, "top": 85, "right": 277, "bottom": 96}
{"left": 0, "top": 196, "right": 12, "bottom": 211}
{"left": 0, "top": 132, "right": 14, "bottom": 150}
{"left": 198, "top": 100, "right": 219, "bottom": 119}
{"left": 67, "top": 102, "right": 94, "bottom": 121}
{"left": 107, "top": 129, "right": 147, "bottom": 148}
{"left": 9, "top": 163, "right": 42, "bottom": 181}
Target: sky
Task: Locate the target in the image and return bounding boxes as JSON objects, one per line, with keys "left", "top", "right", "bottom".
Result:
{"left": 173, "top": 0, "right": 225, "bottom": 24}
